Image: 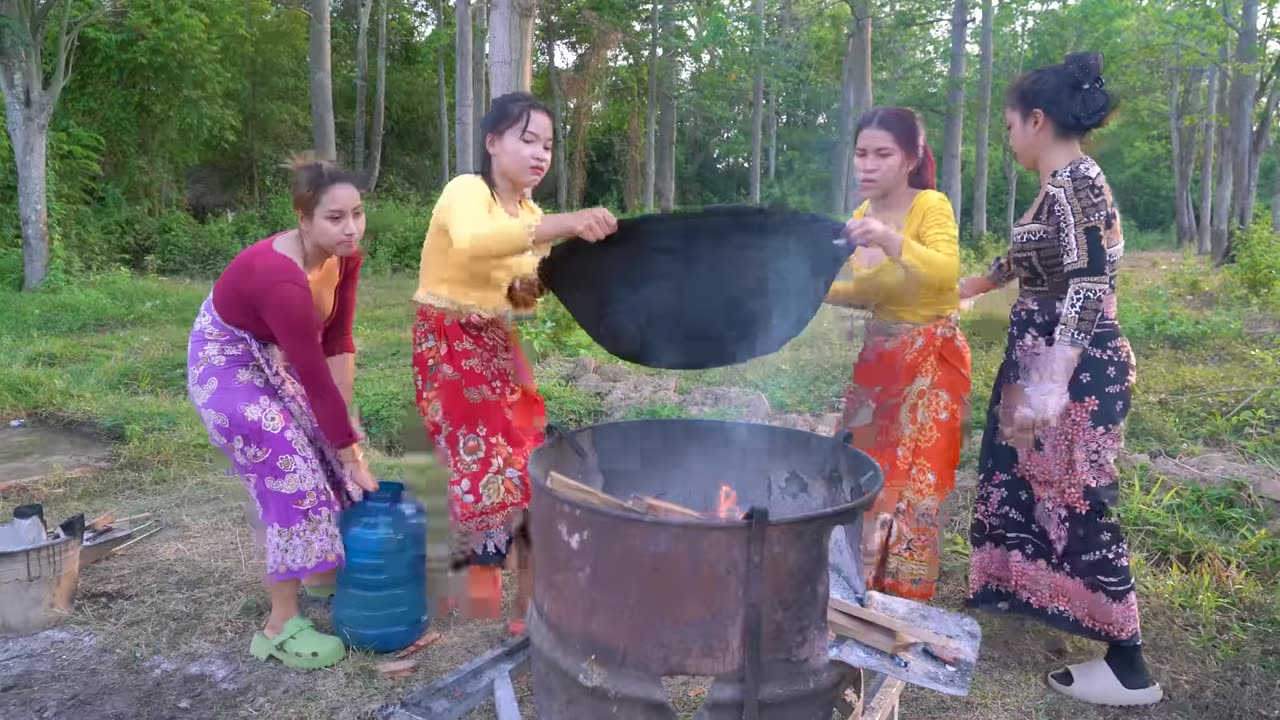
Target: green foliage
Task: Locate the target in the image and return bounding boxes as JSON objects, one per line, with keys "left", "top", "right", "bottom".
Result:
{"left": 361, "top": 198, "right": 434, "bottom": 274}
{"left": 539, "top": 377, "right": 606, "bottom": 428}
{"left": 1225, "top": 222, "right": 1280, "bottom": 308}
{"left": 959, "top": 231, "right": 1006, "bottom": 273}
{"left": 1120, "top": 286, "right": 1243, "bottom": 350}
{"left": 517, "top": 295, "right": 605, "bottom": 361}
{"left": 1119, "top": 469, "right": 1280, "bottom": 655}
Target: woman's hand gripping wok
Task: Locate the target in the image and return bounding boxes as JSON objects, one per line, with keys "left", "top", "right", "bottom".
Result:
{"left": 841, "top": 216, "right": 903, "bottom": 258}
{"left": 543, "top": 207, "right": 618, "bottom": 243}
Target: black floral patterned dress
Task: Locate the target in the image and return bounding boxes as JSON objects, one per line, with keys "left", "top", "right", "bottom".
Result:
{"left": 966, "top": 156, "right": 1142, "bottom": 645}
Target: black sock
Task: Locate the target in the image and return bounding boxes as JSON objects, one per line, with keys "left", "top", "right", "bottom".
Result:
{"left": 1051, "top": 642, "right": 1154, "bottom": 690}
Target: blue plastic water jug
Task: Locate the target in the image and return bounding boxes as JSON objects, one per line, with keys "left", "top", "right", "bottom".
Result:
{"left": 333, "top": 481, "right": 429, "bottom": 653}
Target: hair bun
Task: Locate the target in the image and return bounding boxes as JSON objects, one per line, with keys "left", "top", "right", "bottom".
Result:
{"left": 285, "top": 150, "right": 334, "bottom": 174}
{"left": 1063, "top": 52, "right": 1104, "bottom": 90}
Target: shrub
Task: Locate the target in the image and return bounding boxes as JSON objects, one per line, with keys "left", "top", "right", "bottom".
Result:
{"left": 1225, "top": 222, "right": 1280, "bottom": 308}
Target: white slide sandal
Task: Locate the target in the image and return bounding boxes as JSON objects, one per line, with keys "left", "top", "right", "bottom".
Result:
{"left": 1046, "top": 658, "right": 1164, "bottom": 707}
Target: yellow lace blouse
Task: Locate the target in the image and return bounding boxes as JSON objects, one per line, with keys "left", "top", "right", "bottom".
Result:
{"left": 825, "top": 189, "right": 961, "bottom": 324}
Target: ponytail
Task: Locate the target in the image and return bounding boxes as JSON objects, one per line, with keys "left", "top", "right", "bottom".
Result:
{"left": 909, "top": 144, "right": 937, "bottom": 191}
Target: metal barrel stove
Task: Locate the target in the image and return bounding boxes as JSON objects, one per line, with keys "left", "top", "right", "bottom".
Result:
{"left": 527, "top": 418, "right": 883, "bottom": 719}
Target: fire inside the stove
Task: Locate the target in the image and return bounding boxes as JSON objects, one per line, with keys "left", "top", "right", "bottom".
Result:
{"left": 716, "top": 484, "right": 743, "bottom": 520}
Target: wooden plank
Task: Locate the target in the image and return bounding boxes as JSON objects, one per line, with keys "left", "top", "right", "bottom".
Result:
{"left": 862, "top": 676, "right": 905, "bottom": 720}
{"left": 546, "top": 471, "right": 636, "bottom": 513}
{"left": 87, "top": 511, "right": 116, "bottom": 531}
{"left": 627, "top": 495, "right": 706, "bottom": 520}
{"left": 377, "top": 659, "right": 418, "bottom": 679}
{"left": 830, "top": 596, "right": 973, "bottom": 664}
{"left": 828, "top": 608, "right": 913, "bottom": 657}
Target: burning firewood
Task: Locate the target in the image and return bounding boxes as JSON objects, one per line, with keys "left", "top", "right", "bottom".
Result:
{"left": 626, "top": 495, "right": 706, "bottom": 520}
{"left": 546, "top": 472, "right": 717, "bottom": 520}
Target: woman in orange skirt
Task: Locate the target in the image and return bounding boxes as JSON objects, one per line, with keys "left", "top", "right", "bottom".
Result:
{"left": 827, "top": 107, "right": 971, "bottom": 601}
{"left": 411, "top": 92, "right": 616, "bottom": 635}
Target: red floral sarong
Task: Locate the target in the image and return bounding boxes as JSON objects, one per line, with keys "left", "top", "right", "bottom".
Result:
{"left": 411, "top": 304, "right": 546, "bottom": 562}
{"left": 841, "top": 314, "right": 971, "bottom": 601}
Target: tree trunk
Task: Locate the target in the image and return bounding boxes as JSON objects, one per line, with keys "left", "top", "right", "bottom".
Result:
{"left": 1228, "top": 0, "right": 1259, "bottom": 230}
{"left": 656, "top": 0, "right": 678, "bottom": 212}
{"left": 832, "top": 28, "right": 855, "bottom": 215}
{"left": 455, "top": 0, "right": 475, "bottom": 174}
{"left": 438, "top": 0, "right": 452, "bottom": 185}
{"left": 767, "top": 89, "right": 778, "bottom": 181}
{"left": 1003, "top": 139, "right": 1017, "bottom": 236}
{"left": 0, "top": 0, "right": 96, "bottom": 290}
{"left": 1211, "top": 37, "right": 1234, "bottom": 259}
{"left": 516, "top": 0, "right": 537, "bottom": 92}
{"left": 749, "top": 0, "right": 765, "bottom": 203}
{"left": 488, "top": 0, "right": 518, "bottom": 98}
{"left": 547, "top": 18, "right": 568, "bottom": 208}
{"left": 844, "top": 0, "right": 875, "bottom": 212}
{"left": 1169, "top": 62, "right": 1192, "bottom": 246}
{"left": 1242, "top": 80, "right": 1279, "bottom": 224}
{"left": 473, "top": 0, "right": 487, "bottom": 162}
{"left": 769, "top": 0, "right": 792, "bottom": 184}
{"left": 971, "top": 0, "right": 993, "bottom": 238}
{"left": 247, "top": 0, "right": 261, "bottom": 205}
{"left": 1272, "top": 141, "right": 1280, "bottom": 231}
{"left": 354, "top": 0, "right": 374, "bottom": 174}
{"left": 643, "top": 1, "right": 659, "bottom": 210}
{"left": 940, "top": 0, "right": 967, "bottom": 220}
{"left": 7, "top": 113, "right": 51, "bottom": 291}
{"left": 623, "top": 113, "right": 643, "bottom": 211}
{"left": 835, "top": 0, "right": 872, "bottom": 216}
{"left": 1181, "top": 68, "right": 1202, "bottom": 241}
{"left": 1198, "top": 60, "right": 1218, "bottom": 254}
{"left": 366, "top": 0, "right": 388, "bottom": 191}
{"left": 568, "top": 26, "right": 620, "bottom": 207}
{"left": 309, "top": 0, "right": 338, "bottom": 161}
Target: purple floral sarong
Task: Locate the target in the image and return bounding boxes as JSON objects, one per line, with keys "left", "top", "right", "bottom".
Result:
{"left": 187, "top": 294, "right": 362, "bottom": 582}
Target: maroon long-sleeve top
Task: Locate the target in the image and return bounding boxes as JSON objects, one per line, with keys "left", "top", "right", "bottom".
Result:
{"left": 212, "top": 235, "right": 362, "bottom": 450}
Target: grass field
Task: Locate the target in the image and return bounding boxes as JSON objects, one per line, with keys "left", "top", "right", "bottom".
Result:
{"left": 0, "top": 251, "right": 1277, "bottom": 719}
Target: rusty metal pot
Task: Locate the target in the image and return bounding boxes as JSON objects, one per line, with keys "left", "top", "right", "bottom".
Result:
{"left": 526, "top": 419, "right": 882, "bottom": 719}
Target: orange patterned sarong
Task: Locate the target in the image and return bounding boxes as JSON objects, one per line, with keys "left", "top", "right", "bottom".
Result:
{"left": 840, "top": 314, "right": 971, "bottom": 601}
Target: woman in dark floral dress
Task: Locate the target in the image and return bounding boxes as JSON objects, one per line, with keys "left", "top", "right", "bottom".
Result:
{"left": 959, "top": 52, "right": 1163, "bottom": 707}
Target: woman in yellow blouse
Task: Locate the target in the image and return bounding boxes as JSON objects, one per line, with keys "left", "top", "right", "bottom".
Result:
{"left": 411, "top": 92, "right": 616, "bottom": 636}
{"left": 827, "top": 106, "right": 972, "bottom": 601}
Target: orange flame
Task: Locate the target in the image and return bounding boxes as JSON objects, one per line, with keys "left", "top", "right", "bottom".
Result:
{"left": 716, "top": 484, "right": 743, "bottom": 521}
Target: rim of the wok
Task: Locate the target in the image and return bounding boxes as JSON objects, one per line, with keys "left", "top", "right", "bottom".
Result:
{"left": 530, "top": 418, "right": 885, "bottom": 528}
